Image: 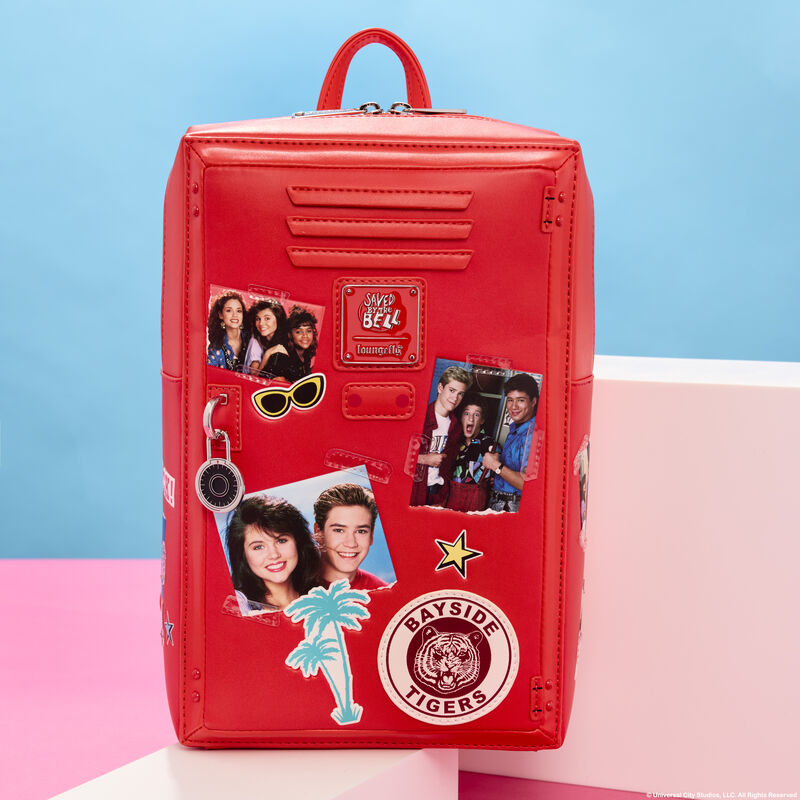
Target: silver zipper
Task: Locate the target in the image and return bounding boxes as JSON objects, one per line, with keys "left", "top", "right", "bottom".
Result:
{"left": 293, "top": 102, "right": 383, "bottom": 117}
{"left": 292, "top": 101, "right": 467, "bottom": 117}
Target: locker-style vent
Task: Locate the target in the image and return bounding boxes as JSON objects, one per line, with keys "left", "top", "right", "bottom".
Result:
{"left": 286, "top": 217, "right": 473, "bottom": 240}
{"left": 287, "top": 247, "right": 472, "bottom": 270}
{"left": 285, "top": 184, "right": 475, "bottom": 269}
{"left": 286, "top": 185, "right": 473, "bottom": 210}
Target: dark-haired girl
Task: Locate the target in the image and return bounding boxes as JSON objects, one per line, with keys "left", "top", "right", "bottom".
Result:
{"left": 206, "top": 292, "right": 246, "bottom": 370}
{"left": 226, "top": 496, "right": 322, "bottom": 613}
{"left": 244, "top": 300, "right": 292, "bottom": 380}
{"left": 285, "top": 305, "right": 319, "bottom": 382}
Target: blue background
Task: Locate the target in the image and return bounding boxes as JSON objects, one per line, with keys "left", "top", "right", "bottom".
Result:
{"left": 1, "top": 1, "right": 798, "bottom": 557}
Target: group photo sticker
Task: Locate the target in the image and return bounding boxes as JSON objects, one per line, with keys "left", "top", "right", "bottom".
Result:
{"left": 378, "top": 589, "right": 518, "bottom": 726}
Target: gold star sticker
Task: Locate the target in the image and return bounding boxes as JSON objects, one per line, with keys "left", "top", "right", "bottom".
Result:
{"left": 435, "top": 530, "right": 483, "bottom": 579}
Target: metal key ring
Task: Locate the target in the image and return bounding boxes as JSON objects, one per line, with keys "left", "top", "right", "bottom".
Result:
{"left": 202, "top": 393, "right": 228, "bottom": 440}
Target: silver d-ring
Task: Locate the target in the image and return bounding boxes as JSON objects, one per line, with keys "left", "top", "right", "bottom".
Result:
{"left": 202, "top": 393, "right": 228, "bottom": 440}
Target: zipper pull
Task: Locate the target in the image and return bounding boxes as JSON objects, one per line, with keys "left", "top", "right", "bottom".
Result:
{"left": 293, "top": 108, "right": 361, "bottom": 117}
{"left": 293, "top": 102, "right": 384, "bottom": 117}
{"left": 388, "top": 101, "right": 466, "bottom": 115}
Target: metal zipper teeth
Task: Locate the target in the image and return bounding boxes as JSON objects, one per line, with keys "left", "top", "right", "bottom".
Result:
{"left": 396, "top": 108, "right": 467, "bottom": 114}
{"left": 292, "top": 104, "right": 467, "bottom": 118}
{"left": 293, "top": 108, "right": 369, "bottom": 117}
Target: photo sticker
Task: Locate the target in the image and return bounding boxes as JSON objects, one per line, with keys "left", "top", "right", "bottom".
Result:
{"left": 410, "top": 358, "right": 543, "bottom": 513}
{"left": 573, "top": 436, "right": 590, "bottom": 551}
{"left": 378, "top": 590, "right": 519, "bottom": 725}
{"left": 206, "top": 284, "right": 324, "bottom": 383}
{"left": 213, "top": 466, "right": 396, "bottom": 618}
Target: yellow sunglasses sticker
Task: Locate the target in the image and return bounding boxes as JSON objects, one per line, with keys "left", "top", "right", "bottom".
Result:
{"left": 251, "top": 373, "right": 326, "bottom": 420}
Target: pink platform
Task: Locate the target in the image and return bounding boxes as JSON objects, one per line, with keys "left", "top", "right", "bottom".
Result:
{"left": 0, "top": 560, "right": 175, "bottom": 799}
{"left": 0, "top": 560, "right": 638, "bottom": 798}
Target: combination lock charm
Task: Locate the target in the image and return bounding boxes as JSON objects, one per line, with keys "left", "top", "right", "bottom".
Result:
{"left": 195, "top": 394, "right": 245, "bottom": 513}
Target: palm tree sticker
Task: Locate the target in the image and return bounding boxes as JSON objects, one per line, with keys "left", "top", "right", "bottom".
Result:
{"left": 284, "top": 580, "right": 371, "bottom": 725}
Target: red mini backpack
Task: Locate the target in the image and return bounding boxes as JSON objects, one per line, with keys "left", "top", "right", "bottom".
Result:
{"left": 161, "top": 28, "right": 594, "bottom": 749}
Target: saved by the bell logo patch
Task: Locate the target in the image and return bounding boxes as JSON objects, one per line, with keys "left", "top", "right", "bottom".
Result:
{"left": 378, "top": 590, "right": 518, "bottom": 725}
{"left": 335, "top": 277, "right": 425, "bottom": 369}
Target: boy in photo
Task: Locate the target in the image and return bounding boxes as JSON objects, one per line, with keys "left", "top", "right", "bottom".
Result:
{"left": 446, "top": 393, "right": 498, "bottom": 512}
{"left": 313, "top": 483, "right": 387, "bottom": 591}
{"left": 410, "top": 365, "right": 473, "bottom": 507}
{"left": 483, "top": 372, "right": 540, "bottom": 513}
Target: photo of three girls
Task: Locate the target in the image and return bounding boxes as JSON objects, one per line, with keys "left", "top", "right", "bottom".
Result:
{"left": 206, "top": 285, "right": 324, "bottom": 383}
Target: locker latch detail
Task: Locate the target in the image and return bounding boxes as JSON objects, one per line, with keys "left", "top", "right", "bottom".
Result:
{"left": 541, "top": 186, "right": 565, "bottom": 233}
{"left": 530, "top": 675, "right": 554, "bottom": 721}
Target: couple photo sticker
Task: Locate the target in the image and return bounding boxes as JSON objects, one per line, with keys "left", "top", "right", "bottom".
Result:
{"left": 211, "top": 466, "right": 395, "bottom": 619}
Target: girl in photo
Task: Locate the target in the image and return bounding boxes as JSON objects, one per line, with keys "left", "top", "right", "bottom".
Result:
{"left": 285, "top": 305, "right": 319, "bottom": 382}
{"left": 226, "top": 496, "right": 322, "bottom": 613}
{"left": 206, "top": 292, "right": 246, "bottom": 371}
{"left": 244, "top": 299, "right": 292, "bottom": 380}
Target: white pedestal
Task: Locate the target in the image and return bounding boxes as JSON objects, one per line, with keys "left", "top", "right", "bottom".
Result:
{"left": 461, "top": 356, "right": 800, "bottom": 793}
{"left": 53, "top": 746, "right": 458, "bottom": 800}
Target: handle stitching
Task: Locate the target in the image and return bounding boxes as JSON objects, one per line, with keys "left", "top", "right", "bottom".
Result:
{"left": 321, "top": 30, "right": 429, "bottom": 110}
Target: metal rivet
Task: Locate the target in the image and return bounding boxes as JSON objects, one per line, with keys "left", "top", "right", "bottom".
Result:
{"left": 191, "top": 691, "right": 200, "bottom": 703}
{"left": 193, "top": 206, "right": 200, "bottom": 217}
{"left": 545, "top": 679, "right": 553, "bottom": 690}
{"left": 410, "top": 288, "right": 417, "bottom": 296}
{"left": 558, "top": 192, "right": 566, "bottom": 203}
{"left": 345, "top": 353, "right": 352, "bottom": 360}
{"left": 192, "top": 183, "right": 199, "bottom": 194}
{"left": 192, "top": 669, "right": 201, "bottom": 680}
{"left": 545, "top": 701, "right": 553, "bottom": 711}
{"left": 345, "top": 288, "right": 353, "bottom": 295}
{"left": 555, "top": 216, "right": 563, "bottom": 227}
{"left": 409, "top": 354, "right": 416, "bottom": 362}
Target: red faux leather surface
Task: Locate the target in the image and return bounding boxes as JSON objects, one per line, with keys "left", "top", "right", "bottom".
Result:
{"left": 287, "top": 246, "right": 472, "bottom": 270}
{"left": 561, "top": 377, "right": 592, "bottom": 739}
{"left": 341, "top": 382, "right": 416, "bottom": 420}
{"left": 286, "top": 185, "right": 474, "bottom": 210}
{"left": 161, "top": 33, "right": 593, "bottom": 751}
{"left": 286, "top": 216, "right": 473, "bottom": 240}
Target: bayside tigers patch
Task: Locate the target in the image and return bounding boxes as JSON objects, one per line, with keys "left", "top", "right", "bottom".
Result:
{"left": 378, "top": 590, "right": 518, "bottom": 725}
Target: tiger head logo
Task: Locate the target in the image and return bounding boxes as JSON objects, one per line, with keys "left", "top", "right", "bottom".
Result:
{"left": 412, "top": 625, "right": 483, "bottom": 695}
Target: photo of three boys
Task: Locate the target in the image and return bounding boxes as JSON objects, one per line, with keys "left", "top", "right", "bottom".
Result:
{"left": 410, "top": 362, "right": 541, "bottom": 514}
